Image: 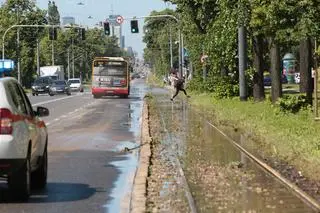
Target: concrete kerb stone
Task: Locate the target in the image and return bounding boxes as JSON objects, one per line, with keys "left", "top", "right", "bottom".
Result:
{"left": 130, "top": 101, "right": 152, "bottom": 213}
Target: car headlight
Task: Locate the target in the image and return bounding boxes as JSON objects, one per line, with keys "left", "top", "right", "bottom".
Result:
{"left": 32, "top": 86, "right": 36, "bottom": 89}
{"left": 46, "top": 85, "right": 49, "bottom": 88}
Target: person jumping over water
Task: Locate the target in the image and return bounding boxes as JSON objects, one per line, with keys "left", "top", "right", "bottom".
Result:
{"left": 170, "top": 75, "right": 190, "bottom": 101}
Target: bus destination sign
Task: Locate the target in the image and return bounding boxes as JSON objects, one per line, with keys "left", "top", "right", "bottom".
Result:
{"left": 94, "top": 61, "right": 125, "bottom": 67}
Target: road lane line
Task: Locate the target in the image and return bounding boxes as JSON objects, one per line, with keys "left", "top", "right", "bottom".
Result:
{"left": 45, "top": 100, "right": 99, "bottom": 127}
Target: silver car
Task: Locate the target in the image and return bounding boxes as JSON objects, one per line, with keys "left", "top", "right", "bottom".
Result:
{"left": 67, "top": 78, "right": 84, "bottom": 92}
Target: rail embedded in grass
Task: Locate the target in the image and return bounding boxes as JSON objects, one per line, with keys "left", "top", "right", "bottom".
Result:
{"left": 188, "top": 93, "right": 320, "bottom": 181}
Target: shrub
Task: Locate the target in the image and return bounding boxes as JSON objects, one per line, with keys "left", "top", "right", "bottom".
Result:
{"left": 186, "top": 75, "right": 239, "bottom": 98}
{"left": 275, "top": 94, "right": 311, "bottom": 113}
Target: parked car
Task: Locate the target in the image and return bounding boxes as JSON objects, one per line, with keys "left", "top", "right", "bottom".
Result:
{"left": 0, "top": 77, "right": 49, "bottom": 200}
{"left": 67, "top": 78, "right": 84, "bottom": 92}
{"left": 31, "top": 76, "right": 54, "bottom": 96}
{"left": 264, "top": 74, "right": 288, "bottom": 86}
{"left": 48, "top": 80, "right": 71, "bottom": 96}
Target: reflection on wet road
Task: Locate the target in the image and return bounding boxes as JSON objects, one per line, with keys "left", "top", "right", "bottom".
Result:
{"left": 151, "top": 91, "right": 317, "bottom": 213}
{"left": 0, "top": 79, "right": 147, "bottom": 213}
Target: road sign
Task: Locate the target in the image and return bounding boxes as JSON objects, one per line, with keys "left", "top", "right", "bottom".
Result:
{"left": 116, "top": 16, "right": 124, "bottom": 24}
{"left": 0, "top": 59, "right": 14, "bottom": 73}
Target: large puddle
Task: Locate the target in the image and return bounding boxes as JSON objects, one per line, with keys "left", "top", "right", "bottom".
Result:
{"left": 153, "top": 93, "right": 317, "bottom": 213}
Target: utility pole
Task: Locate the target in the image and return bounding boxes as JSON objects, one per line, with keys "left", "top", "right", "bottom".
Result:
{"left": 169, "top": 26, "right": 173, "bottom": 68}
{"left": 16, "top": 2, "right": 21, "bottom": 84}
{"left": 238, "top": 0, "right": 248, "bottom": 101}
{"left": 178, "top": 30, "right": 182, "bottom": 78}
{"left": 37, "top": 38, "right": 40, "bottom": 76}
{"left": 238, "top": 26, "right": 247, "bottom": 101}
{"left": 17, "top": 28, "right": 20, "bottom": 83}
{"left": 52, "top": 40, "right": 54, "bottom": 65}
{"left": 181, "top": 33, "right": 184, "bottom": 77}
{"left": 72, "top": 38, "right": 75, "bottom": 78}
{"left": 67, "top": 47, "right": 70, "bottom": 79}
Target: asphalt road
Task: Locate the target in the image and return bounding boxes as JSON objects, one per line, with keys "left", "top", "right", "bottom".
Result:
{"left": 0, "top": 79, "right": 148, "bottom": 213}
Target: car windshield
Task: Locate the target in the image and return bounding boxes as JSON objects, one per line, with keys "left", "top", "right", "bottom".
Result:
{"left": 68, "top": 79, "right": 80, "bottom": 84}
{"left": 34, "top": 77, "right": 52, "bottom": 84}
{"left": 34, "top": 79, "right": 43, "bottom": 84}
{"left": 53, "top": 81, "right": 65, "bottom": 86}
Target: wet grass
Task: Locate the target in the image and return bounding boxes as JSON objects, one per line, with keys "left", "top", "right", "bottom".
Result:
{"left": 188, "top": 92, "right": 320, "bottom": 181}
{"left": 146, "top": 73, "right": 165, "bottom": 88}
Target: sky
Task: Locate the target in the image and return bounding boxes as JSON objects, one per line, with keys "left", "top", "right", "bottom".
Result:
{"left": 34, "top": 0, "right": 175, "bottom": 58}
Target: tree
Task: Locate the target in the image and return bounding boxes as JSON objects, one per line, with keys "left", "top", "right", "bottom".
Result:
{"left": 294, "top": 0, "right": 320, "bottom": 102}
{"left": 47, "top": 1, "right": 60, "bottom": 25}
{"left": 0, "top": 0, "right": 47, "bottom": 87}
{"left": 143, "top": 9, "right": 178, "bottom": 76}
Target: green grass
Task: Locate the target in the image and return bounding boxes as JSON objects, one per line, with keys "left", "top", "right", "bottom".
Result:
{"left": 189, "top": 92, "right": 320, "bottom": 180}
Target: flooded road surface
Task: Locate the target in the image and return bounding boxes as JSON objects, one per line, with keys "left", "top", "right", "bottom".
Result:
{"left": 0, "top": 79, "right": 147, "bottom": 213}
{"left": 150, "top": 91, "right": 317, "bottom": 213}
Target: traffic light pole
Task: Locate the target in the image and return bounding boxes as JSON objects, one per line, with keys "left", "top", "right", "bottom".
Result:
{"left": 2, "top": 24, "right": 83, "bottom": 61}
{"left": 124, "top": 15, "right": 183, "bottom": 77}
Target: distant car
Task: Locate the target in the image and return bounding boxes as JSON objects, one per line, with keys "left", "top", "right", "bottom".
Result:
{"left": 264, "top": 74, "right": 288, "bottom": 86}
{"left": 48, "top": 80, "right": 71, "bottom": 96}
{"left": 67, "top": 78, "right": 84, "bottom": 92}
{"left": 31, "top": 76, "right": 54, "bottom": 96}
{"left": 131, "top": 73, "right": 140, "bottom": 80}
{"left": 0, "top": 77, "right": 49, "bottom": 200}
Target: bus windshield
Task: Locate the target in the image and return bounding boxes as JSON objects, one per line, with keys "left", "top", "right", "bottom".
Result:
{"left": 93, "top": 61, "right": 126, "bottom": 76}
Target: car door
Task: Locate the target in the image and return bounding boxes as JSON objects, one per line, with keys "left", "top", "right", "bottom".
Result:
{"left": 14, "top": 83, "right": 39, "bottom": 166}
{"left": 6, "top": 82, "right": 31, "bottom": 159}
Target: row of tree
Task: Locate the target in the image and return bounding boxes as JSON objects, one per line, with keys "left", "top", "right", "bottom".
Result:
{"left": 143, "top": 0, "right": 320, "bottom": 103}
{"left": 0, "top": 0, "right": 124, "bottom": 88}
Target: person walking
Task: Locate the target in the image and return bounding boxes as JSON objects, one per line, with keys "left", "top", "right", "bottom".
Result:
{"left": 170, "top": 76, "right": 190, "bottom": 101}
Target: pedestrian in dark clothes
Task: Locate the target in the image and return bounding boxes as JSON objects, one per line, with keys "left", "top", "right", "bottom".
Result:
{"left": 170, "top": 76, "right": 190, "bottom": 101}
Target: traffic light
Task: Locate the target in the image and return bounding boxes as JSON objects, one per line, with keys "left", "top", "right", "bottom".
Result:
{"left": 80, "top": 28, "right": 85, "bottom": 40}
{"left": 49, "top": 27, "right": 57, "bottom": 40}
{"left": 130, "top": 20, "right": 139, "bottom": 33}
{"left": 104, "top": 22, "right": 110, "bottom": 35}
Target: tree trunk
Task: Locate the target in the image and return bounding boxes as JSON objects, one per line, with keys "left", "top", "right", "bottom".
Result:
{"left": 270, "top": 38, "right": 282, "bottom": 103}
{"left": 253, "top": 35, "right": 265, "bottom": 101}
{"left": 299, "top": 38, "right": 312, "bottom": 102}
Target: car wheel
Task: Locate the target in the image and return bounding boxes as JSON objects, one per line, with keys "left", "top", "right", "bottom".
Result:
{"left": 67, "top": 92, "right": 71, "bottom": 96}
{"left": 32, "top": 93, "right": 35, "bottom": 96}
{"left": 36, "top": 93, "right": 39, "bottom": 96}
{"left": 49, "top": 92, "right": 54, "bottom": 96}
{"left": 9, "top": 155, "right": 31, "bottom": 200}
{"left": 31, "top": 146, "right": 47, "bottom": 189}
{"left": 93, "top": 95, "right": 100, "bottom": 99}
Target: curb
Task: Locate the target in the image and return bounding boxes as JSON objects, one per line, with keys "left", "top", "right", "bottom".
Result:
{"left": 130, "top": 102, "right": 151, "bottom": 213}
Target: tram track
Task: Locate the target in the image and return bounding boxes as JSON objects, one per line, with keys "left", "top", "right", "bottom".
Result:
{"left": 155, "top": 96, "right": 198, "bottom": 213}
{"left": 151, "top": 92, "right": 320, "bottom": 212}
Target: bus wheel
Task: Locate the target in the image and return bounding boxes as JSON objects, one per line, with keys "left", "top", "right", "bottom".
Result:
{"left": 93, "top": 95, "right": 100, "bottom": 99}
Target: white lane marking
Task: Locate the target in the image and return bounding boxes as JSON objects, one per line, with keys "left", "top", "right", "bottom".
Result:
{"left": 32, "top": 93, "right": 84, "bottom": 107}
{"left": 45, "top": 100, "right": 98, "bottom": 127}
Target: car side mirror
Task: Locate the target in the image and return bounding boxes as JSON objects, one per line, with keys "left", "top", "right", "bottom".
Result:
{"left": 35, "top": 106, "right": 49, "bottom": 117}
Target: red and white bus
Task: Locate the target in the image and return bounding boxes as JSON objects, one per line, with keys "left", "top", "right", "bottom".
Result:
{"left": 91, "top": 57, "right": 130, "bottom": 99}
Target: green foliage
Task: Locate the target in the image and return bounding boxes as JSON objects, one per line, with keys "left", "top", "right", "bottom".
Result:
{"left": 275, "top": 94, "right": 311, "bottom": 114}
{"left": 0, "top": 1, "right": 122, "bottom": 87}
{"left": 187, "top": 75, "right": 239, "bottom": 98}
{"left": 47, "top": 1, "right": 60, "bottom": 25}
